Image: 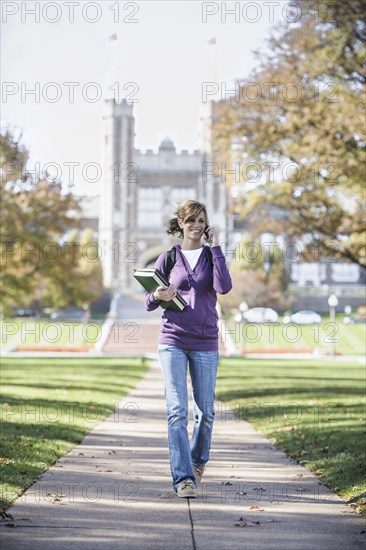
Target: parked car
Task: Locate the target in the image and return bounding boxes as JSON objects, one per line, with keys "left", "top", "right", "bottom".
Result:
{"left": 50, "top": 308, "right": 86, "bottom": 321}
{"left": 343, "top": 316, "right": 366, "bottom": 324}
{"left": 284, "top": 310, "right": 321, "bottom": 324}
{"left": 243, "top": 307, "right": 279, "bottom": 323}
{"left": 13, "top": 308, "right": 35, "bottom": 317}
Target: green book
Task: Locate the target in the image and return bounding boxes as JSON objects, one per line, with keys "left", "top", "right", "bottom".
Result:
{"left": 133, "top": 268, "right": 188, "bottom": 312}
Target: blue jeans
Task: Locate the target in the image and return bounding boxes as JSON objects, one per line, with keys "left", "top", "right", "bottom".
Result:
{"left": 158, "top": 344, "right": 219, "bottom": 491}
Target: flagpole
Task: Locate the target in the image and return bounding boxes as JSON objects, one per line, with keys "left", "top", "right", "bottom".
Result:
{"left": 105, "top": 33, "right": 119, "bottom": 101}
{"left": 208, "top": 37, "right": 218, "bottom": 95}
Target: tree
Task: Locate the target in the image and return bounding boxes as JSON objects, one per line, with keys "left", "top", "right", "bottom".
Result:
{"left": 0, "top": 130, "right": 103, "bottom": 316}
{"left": 42, "top": 228, "right": 104, "bottom": 310}
{"left": 214, "top": 0, "right": 366, "bottom": 268}
{"left": 218, "top": 235, "right": 292, "bottom": 315}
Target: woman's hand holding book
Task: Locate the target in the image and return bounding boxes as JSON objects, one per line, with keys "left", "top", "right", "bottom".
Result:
{"left": 153, "top": 284, "right": 177, "bottom": 302}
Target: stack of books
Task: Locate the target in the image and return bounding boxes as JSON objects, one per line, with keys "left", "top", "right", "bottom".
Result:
{"left": 133, "top": 268, "right": 187, "bottom": 311}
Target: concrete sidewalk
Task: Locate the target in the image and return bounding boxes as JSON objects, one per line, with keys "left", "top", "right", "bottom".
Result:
{"left": 1, "top": 361, "right": 364, "bottom": 550}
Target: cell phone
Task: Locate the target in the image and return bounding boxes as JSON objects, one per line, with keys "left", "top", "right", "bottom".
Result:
{"left": 204, "top": 227, "right": 212, "bottom": 242}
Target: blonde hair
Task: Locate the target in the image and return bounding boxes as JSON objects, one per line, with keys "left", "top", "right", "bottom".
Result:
{"left": 167, "top": 200, "right": 209, "bottom": 238}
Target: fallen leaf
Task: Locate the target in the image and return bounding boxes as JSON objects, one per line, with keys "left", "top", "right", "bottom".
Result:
{"left": 249, "top": 505, "right": 264, "bottom": 511}
{"left": 47, "top": 493, "right": 65, "bottom": 502}
{"left": 234, "top": 516, "right": 260, "bottom": 528}
{"left": 234, "top": 516, "right": 248, "bottom": 527}
{"left": 222, "top": 481, "right": 233, "bottom": 486}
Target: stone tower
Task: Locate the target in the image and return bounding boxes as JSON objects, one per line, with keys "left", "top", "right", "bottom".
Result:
{"left": 99, "top": 99, "right": 136, "bottom": 290}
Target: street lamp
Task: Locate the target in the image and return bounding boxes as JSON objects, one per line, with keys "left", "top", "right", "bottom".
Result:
{"left": 328, "top": 294, "right": 338, "bottom": 358}
{"left": 239, "top": 301, "right": 248, "bottom": 313}
{"left": 238, "top": 302, "right": 248, "bottom": 357}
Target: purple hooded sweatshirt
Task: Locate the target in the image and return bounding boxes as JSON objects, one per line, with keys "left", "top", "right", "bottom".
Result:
{"left": 144, "top": 244, "right": 232, "bottom": 351}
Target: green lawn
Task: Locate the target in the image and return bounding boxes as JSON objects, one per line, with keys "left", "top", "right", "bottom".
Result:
{"left": 225, "top": 318, "right": 366, "bottom": 355}
{"left": 0, "top": 320, "right": 103, "bottom": 350}
{"left": 0, "top": 358, "right": 148, "bottom": 510}
{"left": 216, "top": 357, "right": 366, "bottom": 515}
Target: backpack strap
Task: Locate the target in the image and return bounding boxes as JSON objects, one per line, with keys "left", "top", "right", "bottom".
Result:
{"left": 164, "top": 245, "right": 213, "bottom": 280}
{"left": 164, "top": 247, "right": 176, "bottom": 280}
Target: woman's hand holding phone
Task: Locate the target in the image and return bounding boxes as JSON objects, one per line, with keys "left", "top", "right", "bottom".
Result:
{"left": 203, "top": 226, "right": 218, "bottom": 247}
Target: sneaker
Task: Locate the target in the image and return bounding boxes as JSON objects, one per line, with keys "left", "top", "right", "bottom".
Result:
{"left": 193, "top": 465, "right": 205, "bottom": 486}
{"left": 176, "top": 479, "right": 196, "bottom": 498}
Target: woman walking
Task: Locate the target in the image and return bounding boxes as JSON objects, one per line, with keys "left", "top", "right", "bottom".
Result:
{"left": 145, "top": 200, "right": 232, "bottom": 498}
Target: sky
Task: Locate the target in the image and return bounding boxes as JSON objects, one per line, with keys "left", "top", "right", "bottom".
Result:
{"left": 2, "top": 1, "right": 285, "bottom": 196}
